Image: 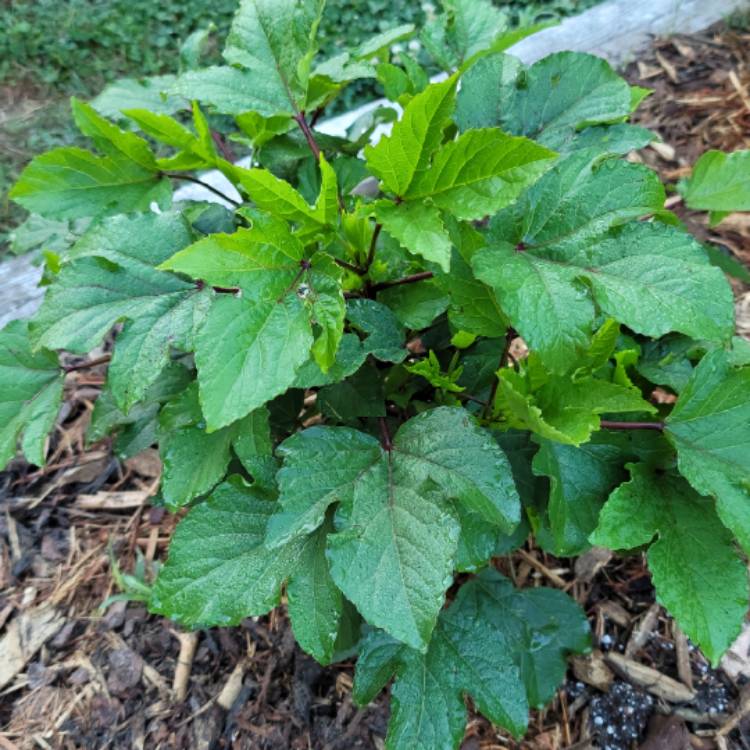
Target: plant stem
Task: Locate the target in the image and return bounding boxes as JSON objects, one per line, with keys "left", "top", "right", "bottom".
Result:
{"left": 196, "top": 280, "right": 241, "bottom": 295}
{"left": 161, "top": 172, "right": 241, "bottom": 207}
{"left": 335, "top": 258, "right": 366, "bottom": 275}
{"left": 293, "top": 111, "right": 347, "bottom": 211}
{"left": 366, "top": 223, "right": 383, "bottom": 269}
{"left": 211, "top": 130, "right": 235, "bottom": 162}
{"left": 293, "top": 112, "right": 322, "bottom": 161}
{"left": 483, "top": 329, "right": 515, "bottom": 420}
{"left": 456, "top": 392, "right": 489, "bottom": 407}
{"left": 378, "top": 417, "right": 393, "bottom": 451}
{"left": 277, "top": 260, "right": 311, "bottom": 303}
{"left": 63, "top": 354, "right": 111, "bottom": 373}
{"left": 370, "top": 271, "right": 434, "bottom": 293}
{"left": 599, "top": 420, "right": 665, "bottom": 431}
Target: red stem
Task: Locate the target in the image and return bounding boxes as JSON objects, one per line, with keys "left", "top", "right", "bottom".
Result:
{"left": 366, "top": 223, "right": 383, "bottom": 269}
{"left": 378, "top": 417, "right": 393, "bottom": 451}
{"left": 161, "top": 172, "right": 241, "bottom": 207}
{"left": 599, "top": 420, "right": 665, "bottom": 431}
{"left": 293, "top": 113, "right": 322, "bottom": 161}
{"left": 63, "top": 354, "right": 111, "bottom": 373}
{"left": 370, "top": 271, "right": 434, "bottom": 293}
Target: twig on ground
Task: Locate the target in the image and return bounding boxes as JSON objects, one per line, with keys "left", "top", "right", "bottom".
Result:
{"left": 516, "top": 549, "right": 568, "bottom": 588}
{"left": 172, "top": 630, "right": 199, "bottom": 702}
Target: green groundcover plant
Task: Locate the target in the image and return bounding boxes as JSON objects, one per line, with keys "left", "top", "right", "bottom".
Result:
{"left": 3, "top": 0, "right": 750, "bottom": 746}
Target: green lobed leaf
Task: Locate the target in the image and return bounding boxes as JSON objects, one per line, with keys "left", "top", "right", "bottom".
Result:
{"left": 455, "top": 569, "right": 591, "bottom": 708}
{"left": 267, "top": 426, "right": 383, "bottom": 547}
{"left": 71, "top": 97, "right": 157, "bottom": 170}
{"left": 9, "top": 147, "right": 171, "bottom": 220}
{"left": 286, "top": 517, "right": 346, "bottom": 665}
{"left": 434, "top": 221, "right": 507, "bottom": 338}
{"left": 665, "top": 350, "right": 750, "bottom": 555}
{"left": 365, "top": 76, "right": 457, "bottom": 196}
{"left": 681, "top": 149, "right": 750, "bottom": 213}
{"left": 475, "top": 153, "right": 732, "bottom": 370}
{"left": 88, "top": 362, "right": 193, "bottom": 459}
{"left": 377, "top": 281, "right": 449, "bottom": 330}
{"left": 32, "top": 213, "right": 208, "bottom": 412}
{"left": 160, "top": 217, "right": 304, "bottom": 297}
{"left": 157, "top": 384, "right": 274, "bottom": 508}
{"left": 591, "top": 464, "right": 748, "bottom": 665}
{"left": 149, "top": 477, "right": 306, "bottom": 628}
{"left": 194, "top": 294, "right": 313, "bottom": 431}
{"left": 91, "top": 74, "right": 183, "bottom": 118}
{"left": 532, "top": 436, "right": 628, "bottom": 555}
{"left": 268, "top": 407, "right": 520, "bottom": 649}
{"left": 318, "top": 364, "right": 385, "bottom": 421}
{"left": 346, "top": 298, "right": 407, "bottom": 363}
{"left": 354, "top": 570, "right": 589, "bottom": 748}
{"left": 161, "top": 218, "right": 344, "bottom": 426}
{"left": 0, "top": 320, "right": 63, "bottom": 470}
{"left": 457, "top": 51, "right": 633, "bottom": 146}
{"left": 223, "top": 0, "right": 325, "bottom": 112}
{"left": 171, "top": 66, "right": 283, "bottom": 116}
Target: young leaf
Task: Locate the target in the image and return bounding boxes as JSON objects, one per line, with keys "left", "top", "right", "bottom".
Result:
{"left": 681, "top": 149, "right": 750, "bottom": 213}
{"left": 373, "top": 200, "right": 452, "bottom": 270}
{"left": 306, "top": 252, "right": 345, "bottom": 372}
{"left": 591, "top": 464, "right": 748, "bottom": 665}
{"left": 234, "top": 154, "right": 338, "bottom": 236}
{"left": 365, "top": 76, "right": 458, "bottom": 196}
{"left": 496, "top": 369, "right": 656, "bottom": 445}
{"left": 665, "top": 350, "right": 750, "bottom": 555}
{"left": 9, "top": 147, "right": 170, "bottom": 220}
{"left": 71, "top": 97, "right": 158, "bottom": 170}
{"left": 0, "top": 320, "right": 63, "bottom": 470}
{"left": 405, "top": 128, "right": 555, "bottom": 219}
{"left": 32, "top": 213, "right": 208, "bottom": 412}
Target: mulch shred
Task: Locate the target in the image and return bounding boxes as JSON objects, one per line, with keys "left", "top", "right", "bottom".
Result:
{"left": 1, "top": 19, "right": 750, "bottom": 750}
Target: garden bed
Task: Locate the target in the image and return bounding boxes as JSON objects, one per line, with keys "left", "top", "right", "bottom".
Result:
{"left": 1, "top": 15, "right": 750, "bottom": 750}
